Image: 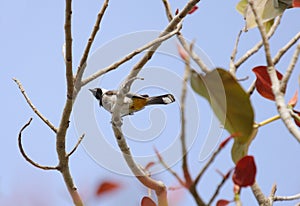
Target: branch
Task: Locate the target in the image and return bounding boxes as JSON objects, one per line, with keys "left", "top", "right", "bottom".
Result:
{"left": 66, "top": 134, "right": 85, "bottom": 158}
{"left": 179, "top": 49, "right": 193, "bottom": 188}
{"left": 234, "top": 16, "right": 281, "bottom": 69}
{"left": 280, "top": 43, "right": 300, "bottom": 93}
{"left": 64, "top": 0, "right": 74, "bottom": 99}
{"left": 229, "top": 30, "right": 243, "bottom": 75}
{"left": 18, "top": 118, "right": 58, "bottom": 170}
{"left": 274, "top": 192, "right": 300, "bottom": 202}
{"left": 155, "top": 149, "right": 186, "bottom": 187}
{"left": 193, "top": 146, "right": 223, "bottom": 186}
{"left": 249, "top": 0, "right": 300, "bottom": 143}
{"left": 273, "top": 32, "right": 300, "bottom": 65}
{"left": 111, "top": 125, "right": 168, "bottom": 206}
{"left": 81, "top": 26, "right": 181, "bottom": 86}
{"left": 123, "top": 0, "right": 201, "bottom": 92}
{"left": 74, "top": 0, "right": 110, "bottom": 90}
{"left": 251, "top": 182, "right": 270, "bottom": 205}
{"left": 13, "top": 78, "right": 57, "bottom": 133}
{"left": 161, "top": 0, "right": 210, "bottom": 73}
{"left": 207, "top": 170, "right": 232, "bottom": 205}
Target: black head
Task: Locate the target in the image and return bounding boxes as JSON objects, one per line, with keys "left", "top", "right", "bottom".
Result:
{"left": 89, "top": 88, "right": 103, "bottom": 100}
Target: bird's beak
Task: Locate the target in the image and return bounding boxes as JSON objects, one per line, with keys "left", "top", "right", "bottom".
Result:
{"left": 89, "top": 88, "right": 97, "bottom": 96}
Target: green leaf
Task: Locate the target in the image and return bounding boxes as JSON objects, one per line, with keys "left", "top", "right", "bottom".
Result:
{"left": 236, "top": 0, "right": 248, "bottom": 15}
{"left": 190, "top": 68, "right": 255, "bottom": 163}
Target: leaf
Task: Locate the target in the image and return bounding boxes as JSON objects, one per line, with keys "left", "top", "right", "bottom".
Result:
{"left": 293, "top": 0, "right": 300, "bottom": 7}
{"left": 190, "top": 68, "right": 254, "bottom": 142}
{"left": 232, "top": 156, "right": 257, "bottom": 187}
{"left": 177, "top": 44, "right": 188, "bottom": 61}
{"left": 252, "top": 66, "right": 283, "bottom": 101}
{"left": 216, "top": 199, "right": 230, "bottom": 206}
{"left": 292, "top": 110, "right": 300, "bottom": 127}
{"left": 236, "top": 0, "right": 248, "bottom": 14}
{"left": 191, "top": 69, "right": 255, "bottom": 163}
{"left": 141, "top": 196, "right": 156, "bottom": 206}
{"left": 263, "top": 19, "right": 274, "bottom": 33}
{"left": 145, "top": 161, "right": 156, "bottom": 171}
{"left": 96, "top": 181, "right": 121, "bottom": 197}
{"left": 188, "top": 5, "right": 198, "bottom": 14}
{"left": 231, "top": 127, "right": 258, "bottom": 163}
{"left": 236, "top": 0, "right": 286, "bottom": 30}
{"left": 288, "top": 90, "right": 298, "bottom": 108}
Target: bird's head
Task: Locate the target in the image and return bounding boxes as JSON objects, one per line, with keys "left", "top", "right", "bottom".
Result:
{"left": 89, "top": 88, "right": 103, "bottom": 100}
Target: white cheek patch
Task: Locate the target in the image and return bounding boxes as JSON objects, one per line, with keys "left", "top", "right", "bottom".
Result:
{"left": 162, "top": 96, "right": 173, "bottom": 104}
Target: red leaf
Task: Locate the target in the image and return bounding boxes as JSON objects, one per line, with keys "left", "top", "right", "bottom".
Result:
{"left": 219, "top": 134, "right": 236, "bottom": 149}
{"left": 96, "top": 181, "right": 121, "bottom": 197}
{"left": 145, "top": 161, "right": 156, "bottom": 171}
{"left": 188, "top": 5, "right": 198, "bottom": 14}
{"left": 232, "top": 156, "right": 256, "bottom": 187}
{"left": 216, "top": 199, "right": 230, "bottom": 206}
{"left": 293, "top": 0, "right": 300, "bottom": 7}
{"left": 175, "top": 8, "right": 179, "bottom": 15}
{"left": 292, "top": 110, "right": 300, "bottom": 127}
{"left": 288, "top": 90, "right": 298, "bottom": 108}
{"left": 141, "top": 196, "right": 156, "bottom": 206}
{"left": 252, "top": 66, "right": 283, "bottom": 101}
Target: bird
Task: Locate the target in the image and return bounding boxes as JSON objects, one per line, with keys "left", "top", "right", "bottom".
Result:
{"left": 89, "top": 88, "right": 175, "bottom": 117}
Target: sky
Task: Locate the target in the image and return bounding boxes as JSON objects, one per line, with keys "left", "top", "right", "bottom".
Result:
{"left": 1, "top": 0, "right": 300, "bottom": 206}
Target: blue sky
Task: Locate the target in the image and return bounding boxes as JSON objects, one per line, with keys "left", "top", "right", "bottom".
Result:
{"left": 1, "top": 0, "right": 300, "bottom": 205}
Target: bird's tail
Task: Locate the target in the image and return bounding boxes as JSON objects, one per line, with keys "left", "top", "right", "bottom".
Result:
{"left": 146, "top": 94, "right": 175, "bottom": 105}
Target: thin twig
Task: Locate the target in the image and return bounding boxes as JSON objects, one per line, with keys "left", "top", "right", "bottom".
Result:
{"left": 161, "top": 0, "right": 210, "bottom": 73}
{"left": 280, "top": 43, "right": 300, "bottom": 93}
{"left": 179, "top": 48, "right": 193, "bottom": 188}
{"left": 207, "top": 171, "right": 232, "bottom": 205}
{"left": 273, "top": 32, "right": 300, "bottom": 65}
{"left": 249, "top": 0, "right": 300, "bottom": 143}
{"left": 247, "top": 79, "right": 256, "bottom": 95}
{"left": 13, "top": 78, "right": 57, "bottom": 133}
{"left": 75, "top": 0, "right": 110, "bottom": 90}
{"left": 229, "top": 30, "right": 243, "bottom": 75}
{"left": 123, "top": 0, "right": 201, "bottom": 92}
{"left": 81, "top": 26, "right": 181, "bottom": 86}
{"left": 234, "top": 16, "right": 282, "bottom": 69}
{"left": 274, "top": 192, "right": 300, "bottom": 201}
{"left": 18, "top": 118, "right": 58, "bottom": 170}
{"left": 66, "top": 134, "right": 85, "bottom": 158}
{"left": 157, "top": 155, "right": 186, "bottom": 187}
{"left": 194, "top": 146, "right": 222, "bottom": 186}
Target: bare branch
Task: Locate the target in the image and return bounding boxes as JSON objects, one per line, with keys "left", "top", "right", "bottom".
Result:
{"left": 179, "top": 49, "right": 193, "bottom": 187}
{"left": 161, "top": 0, "right": 210, "bottom": 73}
{"left": 18, "top": 118, "right": 58, "bottom": 170}
{"left": 274, "top": 192, "right": 300, "bottom": 202}
{"left": 247, "top": 79, "right": 256, "bottom": 95}
{"left": 156, "top": 150, "right": 186, "bottom": 187}
{"left": 75, "top": 0, "right": 110, "bottom": 90}
{"left": 249, "top": 0, "right": 300, "bottom": 143}
{"left": 111, "top": 125, "right": 168, "bottom": 205}
{"left": 123, "top": 0, "right": 201, "bottom": 92}
{"left": 207, "top": 171, "right": 232, "bottom": 205}
{"left": 64, "top": 0, "right": 74, "bottom": 99}
{"left": 234, "top": 16, "right": 282, "bottom": 69}
{"left": 229, "top": 30, "right": 243, "bottom": 75}
{"left": 280, "top": 43, "right": 300, "bottom": 93}
{"left": 194, "top": 145, "right": 222, "bottom": 186}
{"left": 13, "top": 78, "right": 57, "bottom": 133}
{"left": 66, "top": 134, "right": 85, "bottom": 158}
{"left": 81, "top": 26, "right": 181, "bottom": 86}
{"left": 273, "top": 32, "right": 300, "bottom": 65}
{"left": 251, "top": 182, "right": 270, "bottom": 205}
